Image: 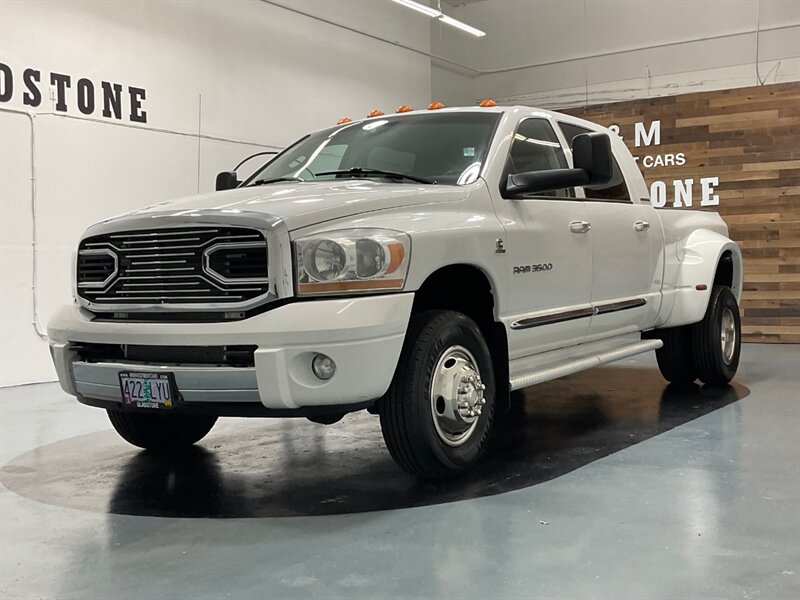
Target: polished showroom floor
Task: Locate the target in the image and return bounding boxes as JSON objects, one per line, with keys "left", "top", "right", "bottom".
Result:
{"left": 1, "top": 344, "right": 798, "bottom": 599}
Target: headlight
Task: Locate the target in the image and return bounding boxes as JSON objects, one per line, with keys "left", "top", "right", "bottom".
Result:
{"left": 295, "top": 229, "right": 410, "bottom": 295}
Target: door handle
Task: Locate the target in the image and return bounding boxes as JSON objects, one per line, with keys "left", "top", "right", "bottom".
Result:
{"left": 569, "top": 220, "right": 591, "bottom": 234}
{"left": 633, "top": 220, "right": 650, "bottom": 232}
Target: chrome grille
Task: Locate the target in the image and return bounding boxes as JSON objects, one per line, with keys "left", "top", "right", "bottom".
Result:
{"left": 76, "top": 227, "right": 269, "bottom": 306}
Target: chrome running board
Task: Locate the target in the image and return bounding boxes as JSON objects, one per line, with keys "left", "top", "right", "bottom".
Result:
{"left": 509, "top": 338, "right": 663, "bottom": 391}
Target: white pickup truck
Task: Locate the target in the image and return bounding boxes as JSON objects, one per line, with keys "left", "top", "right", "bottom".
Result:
{"left": 48, "top": 105, "right": 743, "bottom": 478}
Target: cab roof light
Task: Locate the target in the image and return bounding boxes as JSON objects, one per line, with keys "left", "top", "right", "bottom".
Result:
{"left": 367, "top": 109, "right": 385, "bottom": 117}
{"left": 396, "top": 104, "right": 413, "bottom": 113}
{"left": 337, "top": 117, "right": 353, "bottom": 124}
{"left": 479, "top": 98, "right": 497, "bottom": 107}
{"left": 428, "top": 101, "right": 446, "bottom": 110}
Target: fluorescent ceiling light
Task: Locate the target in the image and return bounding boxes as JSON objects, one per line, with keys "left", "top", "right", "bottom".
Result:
{"left": 391, "top": 0, "right": 441, "bottom": 18}
{"left": 392, "top": 0, "right": 486, "bottom": 38}
{"left": 438, "top": 14, "right": 486, "bottom": 37}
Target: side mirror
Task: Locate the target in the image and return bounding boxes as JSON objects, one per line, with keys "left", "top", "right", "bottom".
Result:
{"left": 504, "top": 132, "right": 613, "bottom": 197}
{"left": 216, "top": 171, "right": 240, "bottom": 191}
{"left": 505, "top": 169, "right": 589, "bottom": 198}
{"left": 572, "top": 132, "right": 612, "bottom": 185}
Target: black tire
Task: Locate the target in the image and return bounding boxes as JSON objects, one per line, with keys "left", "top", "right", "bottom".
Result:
{"left": 107, "top": 410, "right": 217, "bottom": 450}
{"left": 692, "top": 285, "right": 741, "bottom": 385}
{"left": 379, "top": 310, "right": 496, "bottom": 479}
{"left": 652, "top": 326, "right": 697, "bottom": 384}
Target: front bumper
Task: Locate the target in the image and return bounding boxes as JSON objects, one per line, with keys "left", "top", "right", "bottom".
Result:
{"left": 48, "top": 294, "right": 414, "bottom": 412}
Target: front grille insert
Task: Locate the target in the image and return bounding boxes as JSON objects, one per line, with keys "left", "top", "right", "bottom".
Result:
{"left": 74, "top": 343, "right": 256, "bottom": 368}
{"left": 77, "top": 249, "right": 117, "bottom": 288}
{"left": 76, "top": 227, "right": 269, "bottom": 306}
{"left": 205, "top": 242, "right": 268, "bottom": 283}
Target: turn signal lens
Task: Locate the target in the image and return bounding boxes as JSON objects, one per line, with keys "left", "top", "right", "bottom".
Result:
{"left": 337, "top": 117, "right": 353, "bottom": 124}
{"left": 396, "top": 105, "right": 413, "bottom": 113}
{"left": 479, "top": 98, "right": 497, "bottom": 107}
{"left": 367, "top": 109, "right": 385, "bottom": 117}
{"left": 385, "top": 243, "right": 406, "bottom": 274}
{"left": 428, "top": 101, "right": 446, "bottom": 110}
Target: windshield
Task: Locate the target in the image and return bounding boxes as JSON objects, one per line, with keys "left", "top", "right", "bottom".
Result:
{"left": 243, "top": 112, "right": 501, "bottom": 187}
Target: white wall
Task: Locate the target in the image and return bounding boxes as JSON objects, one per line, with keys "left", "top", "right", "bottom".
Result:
{"left": 432, "top": 0, "right": 800, "bottom": 107}
{"left": 0, "top": 0, "right": 432, "bottom": 387}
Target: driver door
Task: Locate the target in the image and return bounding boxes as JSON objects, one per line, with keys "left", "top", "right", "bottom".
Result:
{"left": 489, "top": 117, "right": 592, "bottom": 359}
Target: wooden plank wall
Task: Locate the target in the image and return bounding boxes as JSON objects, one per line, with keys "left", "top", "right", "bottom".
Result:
{"left": 564, "top": 82, "right": 800, "bottom": 343}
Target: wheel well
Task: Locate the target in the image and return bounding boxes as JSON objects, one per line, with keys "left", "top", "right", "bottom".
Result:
{"left": 714, "top": 251, "right": 734, "bottom": 289}
{"left": 412, "top": 265, "right": 510, "bottom": 412}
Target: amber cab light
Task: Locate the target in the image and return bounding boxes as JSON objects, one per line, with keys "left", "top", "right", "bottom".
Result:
{"left": 367, "top": 109, "right": 385, "bottom": 117}
{"left": 396, "top": 105, "right": 413, "bottom": 113}
{"left": 428, "top": 101, "right": 446, "bottom": 110}
{"left": 337, "top": 117, "right": 353, "bottom": 125}
{"left": 479, "top": 99, "right": 497, "bottom": 107}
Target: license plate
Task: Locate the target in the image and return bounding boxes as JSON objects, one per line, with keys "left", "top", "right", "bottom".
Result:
{"left": 118, "top": 371, "right": 177, "bottom": 409}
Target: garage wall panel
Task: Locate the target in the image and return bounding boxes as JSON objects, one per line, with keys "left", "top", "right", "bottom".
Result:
{"left": 431, "top": 0, "right": 799, "bottom": 107}
{"left": 0, "top": 0, "right": 432, "bottom": 386}
{"left": 564, "top": 82, "right": 800, "bottom": 343}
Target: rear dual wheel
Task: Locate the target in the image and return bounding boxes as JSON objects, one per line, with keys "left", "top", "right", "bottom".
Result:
{"left": 654, "top": 285, "right": 741, "bottom": 386}
{"left": 379, "top": 310, "right": 496, "bottom": 479}
{"left": 692, "top": 285, "right": 741, "bottom": 385}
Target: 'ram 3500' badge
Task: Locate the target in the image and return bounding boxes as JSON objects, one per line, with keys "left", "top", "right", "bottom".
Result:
{"left": 514, "top": 263, "right": 553, "bottom": 274}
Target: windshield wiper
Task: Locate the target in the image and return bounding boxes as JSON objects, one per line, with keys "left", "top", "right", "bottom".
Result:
{"left": 251, "top": 177, "right": 303, "bottom": 186}
{"left": 314, "top": 168, "right": 435, "bottom": 185}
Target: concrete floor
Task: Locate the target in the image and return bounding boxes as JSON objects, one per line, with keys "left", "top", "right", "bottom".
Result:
{"left": 1, "top": 343, "right": 798, "bottom": 599}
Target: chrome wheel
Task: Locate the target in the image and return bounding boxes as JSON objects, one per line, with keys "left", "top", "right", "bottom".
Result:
{"left": 430, "top": 345, "right": 486, "bottom": 447}
{"left": 721, "top": 307, "right": 737, "bottom": 365}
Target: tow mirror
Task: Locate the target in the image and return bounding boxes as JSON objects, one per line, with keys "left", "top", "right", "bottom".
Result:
{"left": 505, "top": 132, "right": 612, "bottom": 197}
{"left": 215, "top": 171, "right": 240, "bottom": 191}
{"left": 572, "top": 132, "right": 612, "bottom": 185}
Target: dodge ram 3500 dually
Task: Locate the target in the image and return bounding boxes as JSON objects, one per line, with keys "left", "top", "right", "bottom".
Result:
{"left": 48, "top": 105, "right": 743, "bottom": 479}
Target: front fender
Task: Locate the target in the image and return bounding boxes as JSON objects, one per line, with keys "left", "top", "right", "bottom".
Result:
{"left": 660, "top": 229, "right": 743, "bottom": 328}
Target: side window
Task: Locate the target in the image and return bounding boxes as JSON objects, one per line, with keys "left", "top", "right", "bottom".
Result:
{"left": 503, "top": 118, "right": 572, "bottom": 199}
{"left": 558, "top": 122, "right": 631, "bottom": 203}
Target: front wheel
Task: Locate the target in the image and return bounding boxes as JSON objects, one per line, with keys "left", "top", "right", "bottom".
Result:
{"left": 379, "top": 310, "right": 496, "bottom": 479}
{"left": 107, "top": 410, "right": 217, "bottom": 450}
{"left": 692, "top": 285, "right": 741, "bottom": 385}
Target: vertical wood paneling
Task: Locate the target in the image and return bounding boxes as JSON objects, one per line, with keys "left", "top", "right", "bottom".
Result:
{"left": 564, "top": 82, "right": 800, "bottom": 343}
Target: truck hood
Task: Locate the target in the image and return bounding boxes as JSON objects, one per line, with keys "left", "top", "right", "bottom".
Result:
{"left": 125, "top": 181, "right": 467, "bottom": 231}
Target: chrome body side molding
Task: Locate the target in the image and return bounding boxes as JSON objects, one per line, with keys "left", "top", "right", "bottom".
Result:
{"left": 510, "top": 297, "right": 647, "bottom": 330}
{"left": 510, "top": 307, "right": 594, "bottom": 330}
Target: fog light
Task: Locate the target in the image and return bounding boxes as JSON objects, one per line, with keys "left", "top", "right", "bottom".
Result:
{"left": 312, "top": 354, "right": 336, "bottom": 380}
